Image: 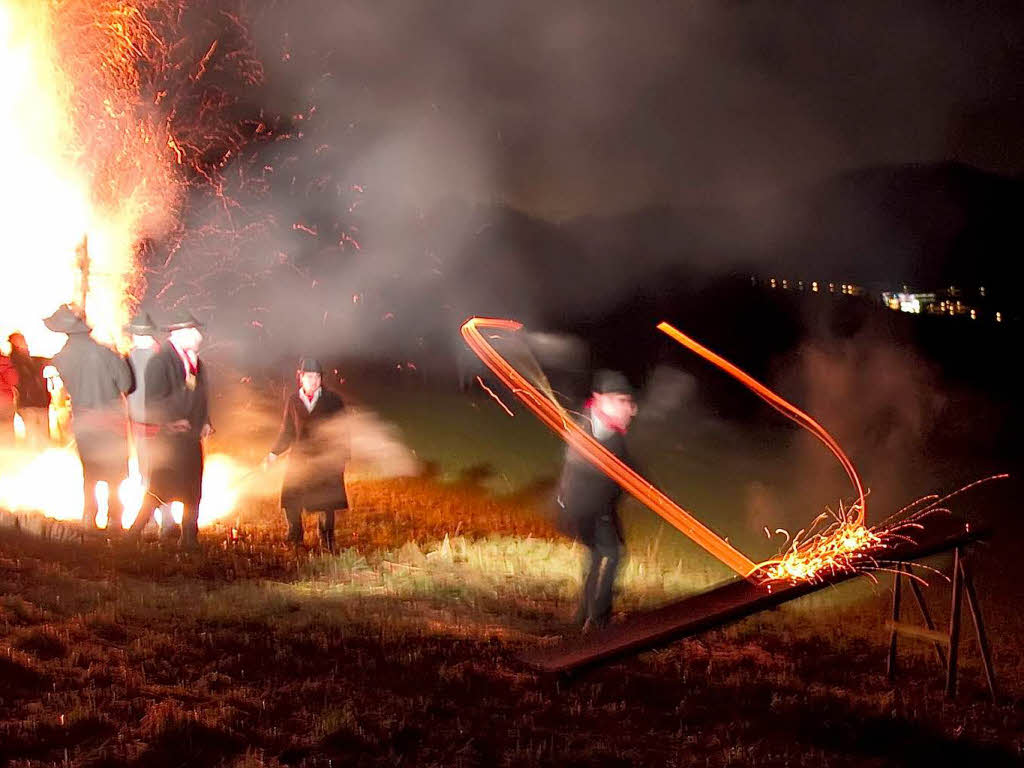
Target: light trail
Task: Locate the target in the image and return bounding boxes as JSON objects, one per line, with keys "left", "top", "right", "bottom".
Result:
{"left": 656, "top": 322, "right": 865, "bottom": 526}
{"left": 461, "top": 317, "right": 758, "bottom": 578}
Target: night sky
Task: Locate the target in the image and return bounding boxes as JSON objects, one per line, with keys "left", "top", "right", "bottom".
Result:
{"left": 249, "top": 0, "right": 1024, "bottom": 217}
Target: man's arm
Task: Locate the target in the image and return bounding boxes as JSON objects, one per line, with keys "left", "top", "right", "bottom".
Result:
{"left": 269, "top": 398, "right": 295, "bottom": 457}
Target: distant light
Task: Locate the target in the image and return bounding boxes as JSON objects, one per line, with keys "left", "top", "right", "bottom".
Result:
{"left": 970, "top": 309, "right": 977, "bottom": 320}
{"left": 770, "top": 278, "right": 777, "bottom": 288}
{"left": 996, "top": 311, "right": 1002, "bottom": 323}
{"left": 812, "top": 281, "right": 819, "bottom": 292}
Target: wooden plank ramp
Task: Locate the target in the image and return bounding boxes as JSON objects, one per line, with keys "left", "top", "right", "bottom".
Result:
{"left": 522, "top": 517, "right": 986, "bottom": 673}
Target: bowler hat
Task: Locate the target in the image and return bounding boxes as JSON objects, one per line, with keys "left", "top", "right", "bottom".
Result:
{"left": 162, "top": 309, "right": 204, "bottom": 332}
{"left": 297, "top": 357, "right": 323, "bottom": 375}
{"left": 592, "top": 369, "right": 633, "bottom": 396}
{"left": 125, "top": 310, "right": 158, "bottom": 336}
{"left": 42, "top": 304, "right": 91, "bottom": 335}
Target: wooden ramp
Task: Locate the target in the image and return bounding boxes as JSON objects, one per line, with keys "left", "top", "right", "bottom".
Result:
{"left": 523, "top": 517, "right": 987, "bottom": 674}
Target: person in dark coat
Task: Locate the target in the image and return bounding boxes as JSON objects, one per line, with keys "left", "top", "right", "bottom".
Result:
{"left": 127, "top": 311, "right": 211, "bottom": 549}
{"left": 43, "top": 305, "right": 132, "bottom": 531}
{"left": 265, "top": 357, "right": 348, "bottom": 551}
{"left": 8, "top": 332, "right": 52, "bottom": 448}
{"left": 555, "top": 370, "right": 638, "bottom": 631}
{"left": 0, "top": 350, "right": 16, "bottom": 444}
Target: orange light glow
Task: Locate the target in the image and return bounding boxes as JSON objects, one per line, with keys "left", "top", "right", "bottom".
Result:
{"left": 0, "top": 445, "right": 248, "bottom": 529}
{"left": 656, "top": 322, "right": 865, "bottom": 526}
{"left": 461, "top": 317, "right": 758, "bottom": 578}
{"left": 461, "top": 317, "right": 879, "bottom": 583}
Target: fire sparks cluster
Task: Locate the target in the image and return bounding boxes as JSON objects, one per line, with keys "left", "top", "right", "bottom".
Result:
{"left": 751, "top": 504, "right": 885, "bottom": 585}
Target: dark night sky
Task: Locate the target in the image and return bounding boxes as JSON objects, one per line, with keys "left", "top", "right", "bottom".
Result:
{"left": 249, "top": 0, "right": 1024, "bottom": 217}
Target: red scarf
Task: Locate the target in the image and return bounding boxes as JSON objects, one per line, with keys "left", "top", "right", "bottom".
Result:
{"left": 585, "top": 397, "right": 626, "bottom": 435}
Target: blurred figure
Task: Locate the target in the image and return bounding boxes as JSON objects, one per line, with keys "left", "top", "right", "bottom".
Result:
{"left": 555, "top": 370, "right": 637, "bottom": 632}
{"left": 265, "top": 357, "right": 348, "bottom": 552}
{"left": 128, "top": 311, "right": 212, "bottom": 550}
{"left": 124, "top": 311, "right": 172, "bottom": 537}
{"left": 43, "top": 305, "right": 132, "bottom": 532}
{"left": 0, "top": 347, "right": 16, "bottom": 444}
{"left": 8, "top": 332, "right": 52, "bottom": 448}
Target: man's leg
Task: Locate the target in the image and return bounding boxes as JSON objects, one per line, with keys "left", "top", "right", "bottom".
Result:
{"left": 588, "top": 514, "right": 622, "bottom": 628}
{"left": 19, "top": 408, "right": 49, "bottom": 448}
{"left": 317, "top": 508, "right": 336, "bottom": 552}
{"left": 80, "top": 456, "right": 100, "bottom": 529}
{"left": 282, "top": 505, "right": 303, "bottom": 546}
{"left": 104, "top": 471, "right": 125, "bottom": 533}
{"left": 179, "top": 503, "right": 199, "bottom": 550}
{"left": 579, "top": 542, "right": 603, "bottom": 627}
{"left": 129, "top": 493, "right": 160, "bottom": 538}
{"left": 158, "top": 505, "right": 180, "bottom": 541}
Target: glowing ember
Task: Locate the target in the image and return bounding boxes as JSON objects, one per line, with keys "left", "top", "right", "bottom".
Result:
{"left": 751, "top": 504, "right": 884, "bottom": 585}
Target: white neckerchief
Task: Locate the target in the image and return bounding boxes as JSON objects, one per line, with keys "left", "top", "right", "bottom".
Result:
{"left": 299, "top": 386, "right": 321, "bottom": 413}
{"left": 590, "top": 406, "right": 615, "bottom": 441}
{"left": 169, "top": 340, "right": 198, "bottom": 376}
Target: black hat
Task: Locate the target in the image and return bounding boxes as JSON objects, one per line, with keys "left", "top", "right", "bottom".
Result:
{"left": 592, "top": 369, "right": 633, "bottom": 396}
{"left": 162, "top": 309, "right": 204, "bottom": 332}
{"left": 42, "top": 304, "right": 91, "bottom": 335}
{"left": 125, "top": 310, "right": 157, "bottom": 336}
{"left": 297, "top": 357, "right": 323, "bottom": 374}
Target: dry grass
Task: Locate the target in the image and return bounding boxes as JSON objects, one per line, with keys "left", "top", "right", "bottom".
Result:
{"left": 2, "top": 472, "right": 1023, "bottom": 768}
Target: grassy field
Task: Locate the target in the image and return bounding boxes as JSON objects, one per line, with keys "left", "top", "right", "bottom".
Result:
{"left": 2, "top": 380, "right": 1022, "bottom": 767}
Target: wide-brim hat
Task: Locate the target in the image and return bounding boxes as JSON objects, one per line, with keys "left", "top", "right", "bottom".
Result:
{"left": 162, "top": 309, "right": 205, "bottom": 332}
{"left": 592, "top": 369, "right": 634, "bottom": 397}
{"left": 297, "top": 357, "right": 323, "bottom": 375}
{"left": 124, "top": 310, "right": 158, "bottom": 336}
{"left": 43, "top": 304, "right": 91, "bottom": 335}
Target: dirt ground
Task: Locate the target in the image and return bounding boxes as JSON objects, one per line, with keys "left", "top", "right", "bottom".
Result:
{"left": 2, "top": 472, "right": 1023, "bottom": 768}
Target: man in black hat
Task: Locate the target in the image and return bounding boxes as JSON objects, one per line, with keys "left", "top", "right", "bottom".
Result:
{"left": 265, "top": 357, "right": 348, "bottom": 551}
{"left": 128, "top": 310, "right": 212, "bottom": 549}
{"left": 43, "top": 304, "right": 133, "bottom": 531}
{"left": 124, "top": 311, "right": 169, "bottom": 534}
{"left": 555, "top": 370, "right": 638, "bottom": 631}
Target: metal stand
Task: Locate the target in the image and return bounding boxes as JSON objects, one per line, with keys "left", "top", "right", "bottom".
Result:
{"left": 886, "top": 545, "right": 997, "bottom": 701}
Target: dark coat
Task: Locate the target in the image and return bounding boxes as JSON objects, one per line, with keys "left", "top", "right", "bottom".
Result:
{"left": 555, "top": 414, "right": 632, "bottom": 547}
{"left": 144, "top": 343, "right": 210, "bottom": 506}
{"left": 11, "top": 351, "right": 50, "bottom": 409}
{"left": 271, "top": 388, "right": 348, "bottom": 512}
{"left": 0, "top": 355, "right": 16, "bottom": 409}
{"left": 51, "top": 334, "right": 132, "bottom": 477}
{"left": 51, "top": 335, "right": 132, "bottom": 416}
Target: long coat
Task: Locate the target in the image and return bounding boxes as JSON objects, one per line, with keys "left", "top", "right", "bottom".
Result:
{"left": 10, "top": 352, "right": 51, "bottom": 409}
{"left": 144, "top": 343, "right": 210, "bottom": 507}
{"left": 271, "top": 388, "right": 348, "bottom": 512}
{"left": 555, "top": 414, "right": 631, "bottom": 547}
{"left": 51, "top": 335, "right": 132, "bottom": 474}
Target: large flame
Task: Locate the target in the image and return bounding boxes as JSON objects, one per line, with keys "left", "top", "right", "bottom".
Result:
{"left": 0, "top": 446, "right": 247, "bottom": 529}
{"left": 0, "top": 0, "right": 178, "bottom": 352}
{"left": 0, "top": 0, "right": 243, "bottom": 531}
